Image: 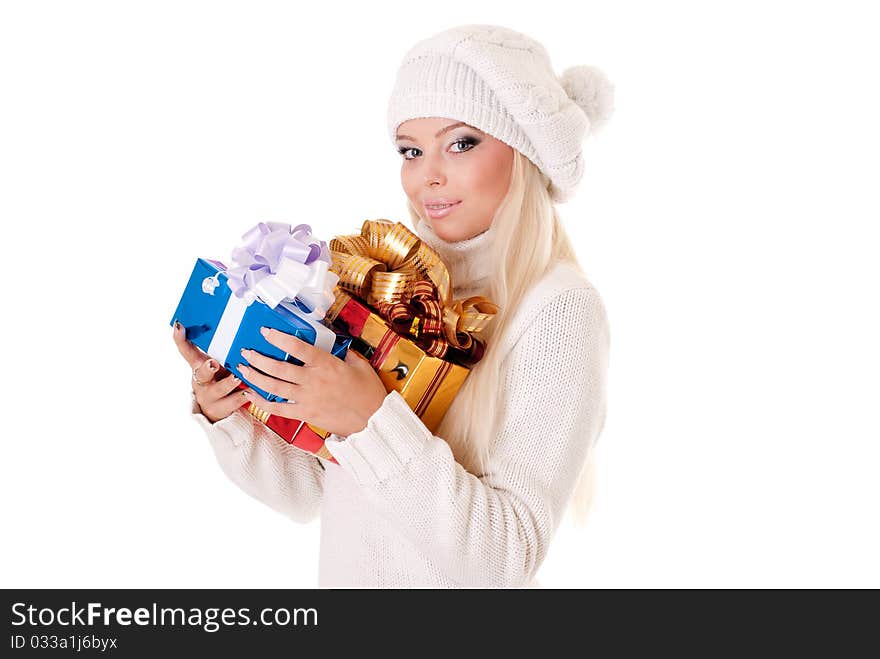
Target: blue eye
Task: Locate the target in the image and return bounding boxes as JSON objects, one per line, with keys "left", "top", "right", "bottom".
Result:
{"left": 396, "top": 136, "right": 481, "bottom": 160}
{"left": 450, "top": 136, "right": 479, "bottom": 153}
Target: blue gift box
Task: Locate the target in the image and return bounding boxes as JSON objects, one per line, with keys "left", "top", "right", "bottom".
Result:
{"left": 170, "top": 258, "right": 352, "bottom": 402}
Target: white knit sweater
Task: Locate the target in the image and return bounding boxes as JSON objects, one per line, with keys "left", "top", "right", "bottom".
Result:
{"left": 189, "top": 220, "right": 610, "bottom": 588}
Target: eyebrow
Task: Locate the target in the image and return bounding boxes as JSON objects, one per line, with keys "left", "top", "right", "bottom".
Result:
{"left": 395, "top": 121, "right": 472, "bottom": 142}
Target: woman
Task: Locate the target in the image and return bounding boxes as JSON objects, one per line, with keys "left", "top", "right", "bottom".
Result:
{"left": 172, "top": 23, "right": 614, "bottom": 588}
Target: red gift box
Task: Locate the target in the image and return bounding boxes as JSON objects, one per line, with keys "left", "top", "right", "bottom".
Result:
{"left": 234, "top": 383, "right": 338, "bottom": 464}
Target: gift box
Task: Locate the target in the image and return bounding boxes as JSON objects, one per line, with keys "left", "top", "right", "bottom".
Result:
{"left": 170, "top": 257, "right": 351, "bottom": 402}
{"left": 325, "top": 288, "right": 470, "bottom": 433}
{"left": 230, "top": 381, "right": 338, "bottom": 463}
{"left": 171, "top": 223, "right": 353, "bottom": 463}
{"left": 324, "top": 219, "right": 499, "bottom": 434}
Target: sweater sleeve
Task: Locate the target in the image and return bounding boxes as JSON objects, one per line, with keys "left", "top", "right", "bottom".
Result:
{"left": 323, "top": 286, "right": 610, "bottom": 587}
{"left": 190, "top": 393, "right": 326, "bottom": 524}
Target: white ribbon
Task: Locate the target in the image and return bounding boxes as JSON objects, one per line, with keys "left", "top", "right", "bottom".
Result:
{"left": 199, "top": 221, "right": 340, "bottom": 367}
{"left": 225, "top": 222, "right": 339, "bottom": 322}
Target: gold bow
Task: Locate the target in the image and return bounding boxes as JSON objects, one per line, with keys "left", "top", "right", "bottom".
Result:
{"left": 329, "top": 219, "right": 499, "bottom": 360}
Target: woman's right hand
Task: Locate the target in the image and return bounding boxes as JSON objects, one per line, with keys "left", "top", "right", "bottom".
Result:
{"left": 172, "top": 320, "right": 252, "bottom": 424}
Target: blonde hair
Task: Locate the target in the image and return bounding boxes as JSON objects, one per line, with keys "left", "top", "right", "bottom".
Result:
{"left": 406, "top": 149, "right": 598, "bottom": 529}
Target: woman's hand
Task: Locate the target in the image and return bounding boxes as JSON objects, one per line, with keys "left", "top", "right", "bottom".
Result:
{"left": 237, "top": 326, "right": 388, "bottom": 438}
{"left": 172, "top": 320, "right": 252, "bottom": 424}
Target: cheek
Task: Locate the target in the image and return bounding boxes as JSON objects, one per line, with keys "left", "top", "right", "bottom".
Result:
{"left": 401, "top": 165, "right": 419, "bottom": 200}
{"left": 465, "top": 152, "right": 510, "bottom": 202}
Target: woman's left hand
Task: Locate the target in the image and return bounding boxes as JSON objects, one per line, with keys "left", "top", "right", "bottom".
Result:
{"left": 238, "top": 326, "right": 388, "bottom": 438}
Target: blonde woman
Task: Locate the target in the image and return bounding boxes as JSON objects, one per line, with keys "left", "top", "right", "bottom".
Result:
{"left": 172, "top": 23, "right": 614, "bottom": 588}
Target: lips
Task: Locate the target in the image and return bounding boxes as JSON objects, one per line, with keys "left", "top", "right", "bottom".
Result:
{"left": 424, "top": 200, "right": 461, "bottom": 209}
{"left": 424, "top": 200, "right": 462, "bottom": 219}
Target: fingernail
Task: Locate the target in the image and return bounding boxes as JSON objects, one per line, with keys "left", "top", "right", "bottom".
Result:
{"left": 260, "top": 327, "right": 269, "bottom": 336}
{"left": 240, "top": 347, "right": 250, "bottom": 356}
{"left": 238, "top": 363, "right": 248, "bottom": 371}
{"left": 174, "top": 320, "right": 181, "bottom": 331}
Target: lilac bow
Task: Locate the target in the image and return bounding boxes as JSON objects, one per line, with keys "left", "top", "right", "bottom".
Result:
{"left": 224, "top": 222, "right": 338, "bottom": 320}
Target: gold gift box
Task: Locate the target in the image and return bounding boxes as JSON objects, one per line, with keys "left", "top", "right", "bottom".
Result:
{"left": 325, "top": 289, "right": 469, "bottom": 434}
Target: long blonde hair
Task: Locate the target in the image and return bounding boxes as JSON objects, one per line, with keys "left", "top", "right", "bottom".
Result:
{"left": 406, "top": 149, "right": 598, "bottom": 528}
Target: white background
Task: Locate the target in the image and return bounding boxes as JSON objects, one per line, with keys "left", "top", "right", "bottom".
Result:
{"left": 1, "top": 1, "right": 877, "bottom": 588}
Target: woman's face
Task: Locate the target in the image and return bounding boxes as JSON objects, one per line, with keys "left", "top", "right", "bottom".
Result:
{"left": 395, "top": 117, "right": 514, "bottom": 242}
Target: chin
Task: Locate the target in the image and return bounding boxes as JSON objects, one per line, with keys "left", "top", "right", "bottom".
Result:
{"left": 422, "top": 215, "right": 483, "bottom": 242}
{"left": 432, "top": 225, "right": 467, "bottom": 242}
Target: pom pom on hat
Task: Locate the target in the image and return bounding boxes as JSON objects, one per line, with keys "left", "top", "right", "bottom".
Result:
{"left": 559, "top": 65, "right": 616, "bottom": 135}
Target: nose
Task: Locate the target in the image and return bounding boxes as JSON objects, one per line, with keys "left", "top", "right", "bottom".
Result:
{"left": 423, "top": 151, "right": 446, "bottom": 187}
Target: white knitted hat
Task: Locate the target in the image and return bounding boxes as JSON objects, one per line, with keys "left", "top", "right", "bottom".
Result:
{"left": 386, "top": 24, "right": 615, "bottom": 203}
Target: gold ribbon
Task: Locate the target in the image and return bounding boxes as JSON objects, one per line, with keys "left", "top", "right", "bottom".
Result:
{"left": 329, "top": 219, "right": 499, "bottom": 360}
